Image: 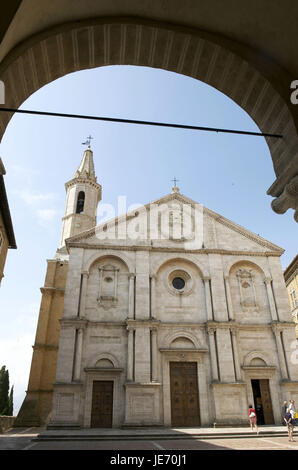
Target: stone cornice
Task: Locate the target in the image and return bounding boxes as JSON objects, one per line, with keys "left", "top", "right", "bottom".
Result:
{"left": 33, "top": 343, "right": 58, "bottom": 351}
{"left": 66, "top": 242, "right": 282, "bottom": 257}
{"left": 62, "top": 213, "right": 95, "bottom": 222}
{"left": 59, "top": 317, "right": 88, "bottom": 328}
{"left": 126, "top": 318, "right": 161, "bottom": 329}
{"left": 159, "top": 348, "right": 208, "bottom": 353}
{"left": 284, "top": 268, "right": 298, "bottom": 286}
{"left": 238, "top": 322, "right": 295, "bottom": 331}
{"left": 40, "top": 286, "right": 65, "bottom": 295}
{"left": 284, "top": 254, "right": 298, "bottom": 281}
{"left": 53, "top": 382, "right": 84, "bottom": 387}
{"left": 60, "top": 317, "right": 126, "bottom": 328}
{"left": 84, "top": 367, "right": 123, "bottom": 373}
{"left": 124, "top": 382, "right": 162, "bottom": 388}
{"left": 242, "top": 366, "right": 277, "bottom": 370}
{"left": 56, "top": 317, "right": 296, "bottom": 331}
{"left": 211, "top": 381, "right": 247, "bottom": 387}
{"left": 158, "top": 322, "right": 207, "bottom": 329}
{"left": 271, "top": 320, "right": 296, "bottom": 332}
{"left": 65, "top": 177, "right": 102, "bottom": 191}
{"left": 206, "top": 320, "right": 274, "bottom": 331}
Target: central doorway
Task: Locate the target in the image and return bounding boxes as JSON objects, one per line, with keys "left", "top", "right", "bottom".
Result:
{"left": 91, "top": 380, "right": 114, "bottom": 428}
{"left": 170, "top": 362, "right": 200, "bottom": 427}
{"left": 251, "top": 379, "right": 274, "bottom": 425}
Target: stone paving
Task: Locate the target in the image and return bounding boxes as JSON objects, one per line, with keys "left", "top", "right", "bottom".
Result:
{"left": 24, "top": 436, "right": 298, "bottom": 451}
{"left": 37, "top": 424, "right": 290, "bottom": 438}
{"left": 0, "top": 425, "right": 297, "bottom": 451}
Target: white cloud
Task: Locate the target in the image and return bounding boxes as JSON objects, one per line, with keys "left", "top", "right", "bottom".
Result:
{"left": 12, "top": 189, "right": 59, "bottom": 226}
{"left": 17, "top": 190, "right": 56, "bottom": 206}
{"left": 10, "top": 164, "right": 39, "bottom": 178}
{"left": 10, "top": 165, "right": 39, "bottom": 187}
{"left": 36, "top": 208, "right": 58, "bottom": 226}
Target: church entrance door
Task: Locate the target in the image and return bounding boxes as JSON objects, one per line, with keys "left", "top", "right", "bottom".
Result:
{"left": 91, "top": 380, "right": 113, "bottom": 428}
{"left": 251, "top": 379, "right": 274, "bottom": 425}
{"left": 170, "top": 362, "right": 200, "bottom": 427}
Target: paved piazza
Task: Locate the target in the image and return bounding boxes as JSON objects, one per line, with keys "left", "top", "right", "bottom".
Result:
{"left": 0, "top": 427, "right": 298, "bottom": 451}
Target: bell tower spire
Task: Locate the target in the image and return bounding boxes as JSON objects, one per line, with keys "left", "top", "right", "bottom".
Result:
{"left": 59, "top": 143, "right": 102, "bottom": 247}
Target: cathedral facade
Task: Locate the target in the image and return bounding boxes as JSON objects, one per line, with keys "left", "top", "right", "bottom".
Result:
{"left": 16, "top": 147, "right": 298, "bottom": 428}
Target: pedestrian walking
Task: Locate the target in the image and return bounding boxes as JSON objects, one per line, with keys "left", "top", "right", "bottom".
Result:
{"left": 248, "top": 404, "right": 259, "bottom": 434}
{"left": 289, "top": 400, "right": 298, "bottom": 425}
{"left": 282, "top": 400, "right": 288, "bottom": 425}
{"left": 284, "top": 408, "right": 295, "bottom": 442}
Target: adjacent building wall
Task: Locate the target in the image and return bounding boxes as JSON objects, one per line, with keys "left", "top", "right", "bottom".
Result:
{"left": 14, "top": 259, "right": 68, "bottom": 426}
{"left": 284, "top": 255, "right": 298, "bottom": 338}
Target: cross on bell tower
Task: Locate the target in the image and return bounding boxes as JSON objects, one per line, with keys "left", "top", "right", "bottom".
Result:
{"left": 82, "top": 135, "right": 93, "bottom": 148}
{"left": 171, "top": 176, "right": 180, "bottom": 193}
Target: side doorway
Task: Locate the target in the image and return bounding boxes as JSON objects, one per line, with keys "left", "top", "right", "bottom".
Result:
{"left": 170, "top": 362, "right": 200, "bottom": 427}
{"left": 251, "top": 379, "right": 274, "bottom": 425}
{"left": 90, "top": 380, "right": 114, "bottom": 428}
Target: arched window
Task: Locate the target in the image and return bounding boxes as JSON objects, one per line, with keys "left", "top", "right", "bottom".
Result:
{"left": 76, "top": 191, "right": 85, "bottom": 213}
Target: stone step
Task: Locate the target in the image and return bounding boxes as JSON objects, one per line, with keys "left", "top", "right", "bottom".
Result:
{"left": 33, "top": 429, "right": 292, "bottom": 442}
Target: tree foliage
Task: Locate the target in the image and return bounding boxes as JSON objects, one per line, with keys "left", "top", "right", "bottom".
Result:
{"left": 0, "top": 366, "right": 13, "bottom": 416}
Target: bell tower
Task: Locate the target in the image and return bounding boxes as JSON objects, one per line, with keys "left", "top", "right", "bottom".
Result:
{"left": 59, "top": 144, "right": 102, "bottom": 247}
{"left": 15, "top": 140, "right": 102, "bottom": 428}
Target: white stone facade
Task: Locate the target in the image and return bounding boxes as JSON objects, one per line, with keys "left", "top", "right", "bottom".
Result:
{"left": 49, "top": 156, "right": 298, "bottom": 428}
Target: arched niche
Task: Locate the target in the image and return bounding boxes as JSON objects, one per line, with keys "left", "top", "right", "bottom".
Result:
{"left": 87, "top": 352, "right": 120, "bottom": 369}
{"left": 228, "top": 260, "right": 269, "bottom": 317}
{"left": 155, "top": 256, "right": 206, "bottom": 279}
{"left": 95, "top": 358, "right": 114, "bottom": 368}
{"left": 84, "top": 251, "right": 133, "bottom": 274}
{"left": 165, "top": 330, "right": 200, "bottom": 349}
{"left": 85, "top": 254, "right": 130, "bottom": 315}
{"left": 250, "top": 357, "right": 267, "bottom": 367}
{"left": 243, "top": 351, "right": 271, "bottom": 368}
{"left": 170, "top": 337, "right": 196, "bottom": 349}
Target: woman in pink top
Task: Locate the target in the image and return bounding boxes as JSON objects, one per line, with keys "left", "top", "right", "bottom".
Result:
{"left": 248, "top": 404, "right": 259, "bottom": 434}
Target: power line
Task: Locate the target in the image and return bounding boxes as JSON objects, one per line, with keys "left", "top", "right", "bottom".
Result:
{"left": 0, "top": 107, "right": 283, "bottom": 138}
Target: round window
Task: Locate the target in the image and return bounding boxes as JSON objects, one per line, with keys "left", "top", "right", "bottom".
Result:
{"left": 172, "top": 277, "right": 185, "bottom": 290}
{"left": 167, "top": 269, "right": 192, "bottom": 295}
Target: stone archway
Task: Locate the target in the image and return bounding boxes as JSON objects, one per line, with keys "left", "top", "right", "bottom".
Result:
{"left": 0, "top": 16, "right": 297, "bottom": 219}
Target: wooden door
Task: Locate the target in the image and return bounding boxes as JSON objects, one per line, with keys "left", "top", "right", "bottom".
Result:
{"left": 91, "top": 381, "right": 113, "bottom": 428}
{"left": 259, "top": 379, "right": 274, "bottom": 424}
{"left": 170, "top": 362, "right": 200, "bottom": 427}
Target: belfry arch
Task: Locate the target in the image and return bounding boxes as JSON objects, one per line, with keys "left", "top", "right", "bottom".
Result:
{"left": 0, "top": 16, "right": 297, "bottom": 220}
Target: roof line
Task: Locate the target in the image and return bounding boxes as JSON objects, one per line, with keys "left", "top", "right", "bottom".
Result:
{"left": 65, "top": 191, "right": 283, "bottom": 252}
{"left": 0, "top": 174, "right": 17, "bottom": 248}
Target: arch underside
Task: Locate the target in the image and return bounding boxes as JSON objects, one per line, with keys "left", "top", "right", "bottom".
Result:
{"left": 0, "top": 17, "right": 297, "bottom": 219}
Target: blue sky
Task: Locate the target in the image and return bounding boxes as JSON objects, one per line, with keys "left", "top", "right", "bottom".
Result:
{"left": 0, "top": 65, "right": 296, "bottom": 414}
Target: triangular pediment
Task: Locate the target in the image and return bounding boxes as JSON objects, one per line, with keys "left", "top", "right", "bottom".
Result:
{"left": 65, "top": 191, "right": 283, "bottom": 254}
